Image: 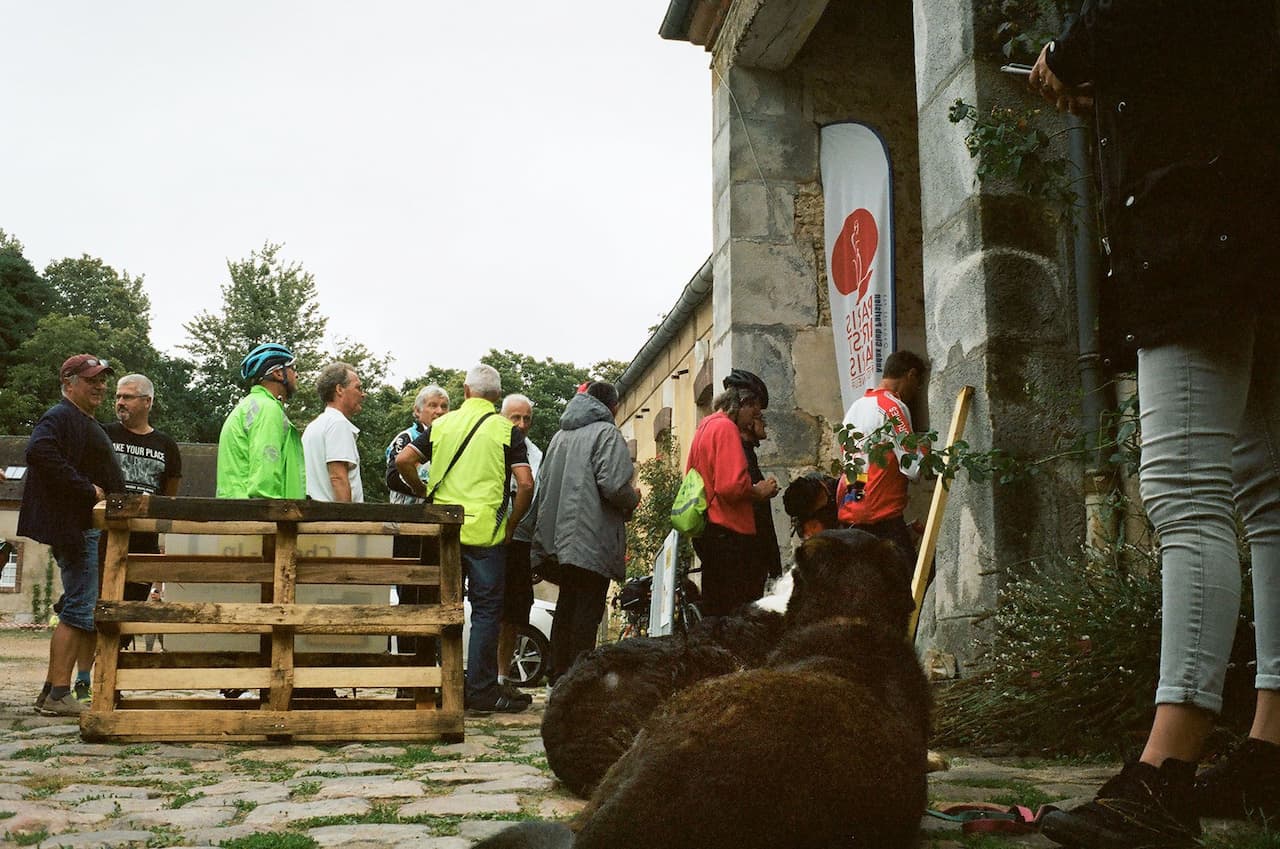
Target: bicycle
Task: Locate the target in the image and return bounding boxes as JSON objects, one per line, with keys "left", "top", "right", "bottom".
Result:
{"left": 613, "top": 555, "right": 703, "bottom": 640}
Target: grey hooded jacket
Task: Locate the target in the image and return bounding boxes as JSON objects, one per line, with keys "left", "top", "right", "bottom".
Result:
{"left": 528, "top": 392, "right": 639, "bottom": 582}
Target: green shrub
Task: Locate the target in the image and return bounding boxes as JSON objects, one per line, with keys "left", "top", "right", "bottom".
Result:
{"left": 936, "top": 539, "right": 1258, "bottom": 757}
{"left": 935, "top": 547, "right": 1163, "bottom": 756}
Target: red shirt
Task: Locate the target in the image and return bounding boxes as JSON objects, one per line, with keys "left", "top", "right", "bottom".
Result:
{"left": 686, "top": 411, "right": 755, "bottom": 535}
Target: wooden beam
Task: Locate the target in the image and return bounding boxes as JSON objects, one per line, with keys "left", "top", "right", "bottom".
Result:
{"left": 908, "top": 385, "right": 976, "bottom": 639}
{"left": 123, "top": 558, "right": 440, "bottom": 586}
{"left": 104, "top": 494, "right": 463, "bottom": 525}
{"left": 115, "top": 666, "right": 442, "bottom": 690}
{"left": 96, "top": 601, "right": 464, "bottom": 628}
{"left": 81, "top": 709, "right": 464, "bottom": 742}
{"left": 118, "top": 652, "right": 431, "bottom": 669}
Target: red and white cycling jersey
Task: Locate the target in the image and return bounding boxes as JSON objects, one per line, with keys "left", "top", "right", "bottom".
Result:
{"left": 837, "top": 388, "right": 924, "bottom": 526}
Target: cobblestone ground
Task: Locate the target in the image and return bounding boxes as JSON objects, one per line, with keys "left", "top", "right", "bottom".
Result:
{"left": 0, "top": 630, "right": 1266, "bottom": 849}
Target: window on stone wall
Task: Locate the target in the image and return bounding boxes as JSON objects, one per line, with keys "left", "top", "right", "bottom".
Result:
{"left": 0, "top": 539, "right": 20, "bottom": 592}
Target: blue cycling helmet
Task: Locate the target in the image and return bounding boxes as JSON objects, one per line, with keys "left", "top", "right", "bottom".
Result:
{"left": 240, "top": 343, "right": 295, "bottom": 382}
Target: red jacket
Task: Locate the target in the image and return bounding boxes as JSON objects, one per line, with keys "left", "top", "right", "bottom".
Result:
{"left": 686, "top": 411, "right": 755, "bottom": 535}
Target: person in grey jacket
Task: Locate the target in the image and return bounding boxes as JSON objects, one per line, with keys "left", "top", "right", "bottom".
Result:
{"left": 531, "top": 381, "right": 639, "bottom": 684}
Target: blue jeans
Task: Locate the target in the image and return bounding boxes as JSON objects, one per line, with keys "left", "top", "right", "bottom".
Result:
{"left": 1139, "top": 313, "right": 1280, "bottom": 713}
{"left": 463, "top": 544, "right": 506, "bottom": 700}
{"left": 52, "top": 529, "right": 101, "bottom": 633}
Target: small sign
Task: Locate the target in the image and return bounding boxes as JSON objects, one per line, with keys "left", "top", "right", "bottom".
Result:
{"left": 648, "top": 530, "right": 680, "bottom": 637}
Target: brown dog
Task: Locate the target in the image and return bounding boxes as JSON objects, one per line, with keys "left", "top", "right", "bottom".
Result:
{"left": 479, "top": 529, "right": 930, "bottom": 849}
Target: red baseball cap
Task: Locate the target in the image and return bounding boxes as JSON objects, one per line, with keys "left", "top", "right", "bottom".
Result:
{"left": 60, "top": 354, "right": 115, "bottom": 379}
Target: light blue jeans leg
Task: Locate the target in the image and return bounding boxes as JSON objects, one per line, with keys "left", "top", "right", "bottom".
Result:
{"left": 1231, "top": 314, "right": 1280, "bottom": 693}
{"left": 1139, "top": 329, "right": 1251, "bottom": 713}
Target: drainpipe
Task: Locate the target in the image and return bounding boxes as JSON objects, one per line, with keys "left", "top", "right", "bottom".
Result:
{"left": 1069, "top": 115, "right": 1117, "bottom": 549}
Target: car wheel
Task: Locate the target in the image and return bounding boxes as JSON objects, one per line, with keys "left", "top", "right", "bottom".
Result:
{"left": 507, "top": 623, "right": 550, "bottom": 687}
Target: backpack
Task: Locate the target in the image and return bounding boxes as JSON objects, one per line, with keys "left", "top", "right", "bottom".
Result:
{"left": 670, "top": 468, "right": 709, "bottom": 536}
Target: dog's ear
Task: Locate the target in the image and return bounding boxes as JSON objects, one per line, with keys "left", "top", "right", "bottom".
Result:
{"left": 870, "top": 538, "right": 916, "bottom": 620}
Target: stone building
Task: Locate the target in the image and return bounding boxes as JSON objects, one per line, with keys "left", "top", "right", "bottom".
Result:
{"left": 616, "top": 0, "right": 1087, "bottom": 669}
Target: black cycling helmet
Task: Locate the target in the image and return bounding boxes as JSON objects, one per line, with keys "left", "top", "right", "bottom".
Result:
{"left": 722, "top": 368, "right": 769, "bottom": 408}
{"left": 240, "top": 343, "right": 295, "bottom": 383}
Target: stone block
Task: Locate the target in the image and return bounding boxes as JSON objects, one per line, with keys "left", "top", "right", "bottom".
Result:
{"left": 241, "top": 797, "right": 371, "bottom": 828}
{"left": 911, "top": 0, "right": 977, "bottom": 109}
{"left": 313, "top": 778, "right": 424, "bottom": 799}
{"left": 723, "top": 66, "right": 800, "bottom": 117}
{"left": 727, "top": 115, "right": 819, "bottom": 184}
{"left": 726, "top": 241, "right": 818, "bottom": 328}
{"left": 35, "top": 830, "right": 153, "bottom": 849}
{"left": 715, "top": 183, "right": 731, "bottom": 252}
{"left": 791, "top": 326, "right": 844, "bottom": 423}
{"left": 713, "top": 123, "right": 732, "bottom": 199}
{"left": 396, "top": 793, "right": 521, "bottom": 817}
{"left": 125, "top": 807, "right": 238, "bottom": 829}
{"left": 728, "top": 182, "right": 796, "bottom": 242}
{"left": 916, "top": 77, "right": 982, "bottom": 234}
{"left": 756, "top": 407, "right": 826, "bottom": 469}
{"left": 305, "top": 824, "right": 434, "bottom": 848}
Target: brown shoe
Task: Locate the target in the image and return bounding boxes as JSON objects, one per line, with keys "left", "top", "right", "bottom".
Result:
{"left": 38, "top": 693, "right": 87, "bottom": 717}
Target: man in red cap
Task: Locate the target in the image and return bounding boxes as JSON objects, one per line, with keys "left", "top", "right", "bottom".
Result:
{"left": 19, "top": 354, "right": 125, "bottom": 716}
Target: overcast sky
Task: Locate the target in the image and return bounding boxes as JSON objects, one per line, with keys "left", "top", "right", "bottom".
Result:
{"left": 1, "top": 2, "right": 713, "bottom": 385}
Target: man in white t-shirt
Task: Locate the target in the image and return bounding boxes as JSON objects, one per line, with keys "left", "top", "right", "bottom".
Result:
{"left": 302, "top": 362, "right": 366, "bottom": 502}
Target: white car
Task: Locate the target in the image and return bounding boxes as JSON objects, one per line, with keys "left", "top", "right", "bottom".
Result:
{"left": 461, "top": 597, "right": 554, "bottom": 687}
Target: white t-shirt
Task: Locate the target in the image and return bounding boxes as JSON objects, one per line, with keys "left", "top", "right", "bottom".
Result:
{"left": 302, "top": 406, "right": 363, "bottom": 502}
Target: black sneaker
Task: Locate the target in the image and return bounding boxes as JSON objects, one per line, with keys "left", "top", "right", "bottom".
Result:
{"left": 499, "top": 681, "right": 533, "bottom": 703}
{"left": 1196, "top": 737, "right": 1280, "bottom": 822}
{"left": 466, "top": 692, "right": 530, "bottom": 715}
{"left": 1041, "top": 759, "right": 1201, "bottom": 849}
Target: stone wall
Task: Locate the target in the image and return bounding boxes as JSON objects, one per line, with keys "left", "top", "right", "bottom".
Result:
{"left": 911, "top": 0, "right": 1083, "bottom": 666}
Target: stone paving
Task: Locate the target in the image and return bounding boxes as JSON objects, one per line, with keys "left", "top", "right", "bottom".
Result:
{"left": 0, "top": 631, "right": 1266, "bottom": 848}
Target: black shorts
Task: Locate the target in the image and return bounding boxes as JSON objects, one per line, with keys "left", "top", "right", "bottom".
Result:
{"left": 503, "top": 539, "right": 534, "bottom": 626}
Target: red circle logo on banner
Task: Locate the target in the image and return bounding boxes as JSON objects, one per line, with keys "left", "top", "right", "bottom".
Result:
{"left": 830, "top": 208, "right": 878, "bottom": 299}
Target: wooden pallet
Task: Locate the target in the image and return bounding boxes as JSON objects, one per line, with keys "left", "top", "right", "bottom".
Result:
{"left": 83, "top": 494, "right": 465, "bottom": 743}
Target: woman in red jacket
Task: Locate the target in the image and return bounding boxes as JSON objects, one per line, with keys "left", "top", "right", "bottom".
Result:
{"left": 686, "top": 370, "right": 779, "bottom": 616}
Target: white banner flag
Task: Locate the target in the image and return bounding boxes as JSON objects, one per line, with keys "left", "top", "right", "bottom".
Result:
{"left": 821, "top": 123, "right": 896, "bottom": 413}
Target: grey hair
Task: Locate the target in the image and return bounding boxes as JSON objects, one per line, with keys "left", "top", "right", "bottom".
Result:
{"left": 464, "top": 364, "right": 502, "bottom": 401}
{"left": 117, "top": 373, "right": 155, "bottom": 398}
{"left": 414, "top": 384, "right": 449, "bottom": 411}
{"left": 501, "top": 393, "right": 533, "bottom": 414}
{"left": 713, "top": 387, "right": 758, "bottom": 416}
{"left": 316, "top": 362, "right": 357, "bottom": 404}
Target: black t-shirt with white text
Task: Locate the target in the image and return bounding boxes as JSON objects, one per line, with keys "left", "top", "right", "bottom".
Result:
{"left": 103, "top": 422, "right": 182, "bottom": 554}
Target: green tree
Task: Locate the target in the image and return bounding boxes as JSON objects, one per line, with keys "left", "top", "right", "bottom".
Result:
{"left": 183, "top": 242, "right": 330, "bottom": 420}
{"left": 625, "top": 431, "right": 690, "bottom": 578}
{"left": 0, "top": 233, "right": 54, "bottom": 385}
{"left": 44, "top": 255, "right": 153, "bottom": 351}
{"left": 147, "top": 354, "right": 226, "bottom": 443}
{"left": 480, "top": 349, "right": 589, "bottom": 448}
{"left": 590, "top": 359, "right": 628, "bottom": 384}
{"left": 0, "top": 314, "right": 125, "bottom": 431}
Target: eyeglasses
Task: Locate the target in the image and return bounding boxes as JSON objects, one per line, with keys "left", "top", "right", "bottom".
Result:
{"left": 115, "top": 393, "right": 149, "bottom": 401}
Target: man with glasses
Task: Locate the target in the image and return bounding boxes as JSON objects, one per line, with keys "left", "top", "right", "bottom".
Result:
{"left": 217, "top": 343, "right": 305, "bottom": 499}
{"left": 21, "top": 354, "right": 125, "bottom": 716}
{"left": 104, "top": 372, "right": 182, "bottom": 657}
